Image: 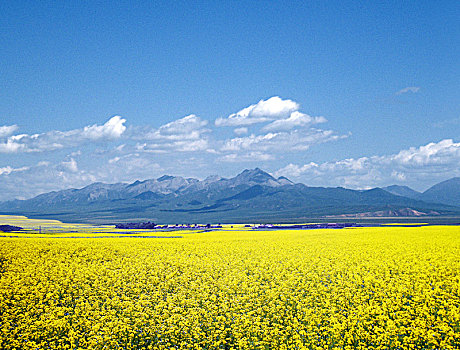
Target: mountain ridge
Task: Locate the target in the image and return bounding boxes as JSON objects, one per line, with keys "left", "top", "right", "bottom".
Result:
{"left": 1, "top": 169, "right": 459, "bottom": 223}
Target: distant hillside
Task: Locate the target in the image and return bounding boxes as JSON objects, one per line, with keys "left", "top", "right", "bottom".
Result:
{"left": 418, "top": 177, "right": 460, "bottom": 206}
{"left": 1, "top": 169, "right": 459, "bottom": 223}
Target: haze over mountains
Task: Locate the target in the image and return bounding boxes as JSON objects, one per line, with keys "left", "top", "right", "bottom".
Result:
{"left": 1, "top": 169, "right": 459, "bottom": 224}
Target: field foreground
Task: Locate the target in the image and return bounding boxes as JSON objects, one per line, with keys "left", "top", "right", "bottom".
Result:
{"left": 0, "top": 217, "right": 459, "bottom": 349}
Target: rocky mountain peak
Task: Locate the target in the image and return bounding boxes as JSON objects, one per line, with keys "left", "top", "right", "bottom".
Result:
{"left": 235, "top": 168, "right": 274, "bottom": 182}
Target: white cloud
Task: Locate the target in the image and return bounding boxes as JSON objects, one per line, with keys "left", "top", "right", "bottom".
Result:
{"left": 140, "top": 115, "right": 208, "bottom": 141}
{"left": 221, "top": 133, "right": 277, "bottom": 152}
{"left": 160, "top": 114, "right": 207, "bottom": 136}
{"left": 136, "top": 138, "right": 210, "bottom": 153}
{"left": 262, "top": 112, "right": 327, "bottom": 132}
{"left": 275, "top": 161, "right": 384, "bottom": 189}
{"left": 0, "top": 161, "right": 96, "bottom": 199}
{"left": 215, "top": 97, "right": 335, "bottom": 161}
{"left": 0, "top": 154, "right": 165, "bottom": 200}
{"left": 274, "top": 162, "right": 319, "bottom": 178}
{"left": 133, "top": 115, "right": 212, "bottom": 153}
{"left": 275, "top": 139, "right": 460, "bottom": 189}
{"left": 218, "top": 152, "right": 274, "bottom": 163}
{"left": 0, "top": 116, "right": 127, "bottom": 153}
{"left": 0, "top": 139, "right": 28, "bottom": 153}
{"left": 0, "top": 99, "right": 338, "bottom": 163}
{"left": 0, "top": 125, "right": 19, "bottom": 138}
{"left": 215, "top": 96, "right": 299, "bottom": 126}
{"left": 389, "top": 139, "right": 460, "bottom": 167}
{"left": 82, "top": 116, "right": 126, "bottom": 139}
{"left": 396, "top": 86, "right": 420, "bottom": 95}
{"left": 221, "top": 129, "right": 345, "bottom": 153}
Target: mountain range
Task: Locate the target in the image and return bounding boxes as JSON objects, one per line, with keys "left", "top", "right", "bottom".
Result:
{"left": 1, "top": 168, "right": 460, "bottom": 224}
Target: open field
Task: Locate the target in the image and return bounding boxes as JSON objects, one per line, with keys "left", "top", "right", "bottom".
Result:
{"left": 1, "top": 216, "right": 459, "bottom": 349}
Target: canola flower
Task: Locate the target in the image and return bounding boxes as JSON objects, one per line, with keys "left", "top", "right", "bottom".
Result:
{"left": 0, "top": 224, "right": 459, "bottom": 349}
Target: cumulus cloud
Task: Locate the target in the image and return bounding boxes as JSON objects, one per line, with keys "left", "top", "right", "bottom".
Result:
{"left": 0, "top": 138, "right": 28, "bottom": 153}
{"left": 275, "top": 139, "right": 460, "bottom": 189}
{"left": 0, "top": 125, "right": 19, "bottom": 138}
{"left": 0, "top": 116, "right": 127, "bottom": 153}
{"left": 133, "top": 115, "right": 212, "bottom": 153}
{"left": 389, "top": 139, "right": 460, "bottom": 167}
{"left": 82, "top": 116, "right": 126, "bottom": 139}
{"left": 215, "top": 97, "right": 331, "bottom": 157}
{"left": 215, "top": 96, "right": 299, "bottom": 126}
{"left": 396, "top": 86, "right": 420, "bottom": 95}
{"left": 262, "top": 112, "right": 327, "bottom": 132}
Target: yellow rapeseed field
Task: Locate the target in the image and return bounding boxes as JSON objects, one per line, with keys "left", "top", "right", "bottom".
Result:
{"left": 0, "top": 221, "right": 459, "bottom": 349}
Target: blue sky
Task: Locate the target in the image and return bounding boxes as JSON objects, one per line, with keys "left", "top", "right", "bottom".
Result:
{"left": 1, "top": 0, "right": 459, "bottom": 199}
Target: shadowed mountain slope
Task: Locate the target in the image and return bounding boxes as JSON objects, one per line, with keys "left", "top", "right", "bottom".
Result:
{"left": 418, "top": 177, "right": 460, "bottom": 206}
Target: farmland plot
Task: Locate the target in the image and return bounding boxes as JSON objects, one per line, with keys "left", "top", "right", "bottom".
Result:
{"left": 0, "top": 222, "right": 459, "bottom": 349}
